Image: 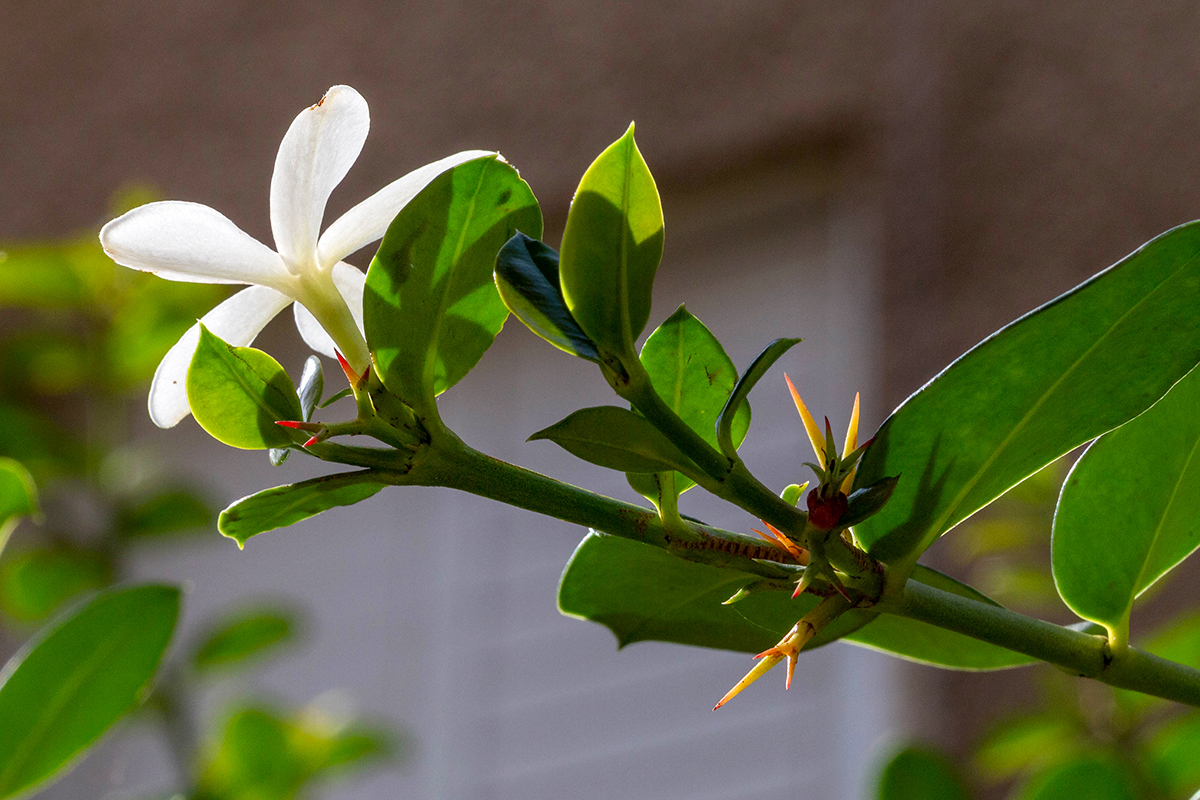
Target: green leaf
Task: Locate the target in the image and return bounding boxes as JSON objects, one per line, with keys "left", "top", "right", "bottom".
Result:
{"left": 559, "top": 124, "right": 664, "bottom": 357}
{"left": 192, "top": 607, "right": 298, "bottom": 672}
{"left": 494, "top": 233, "right": 599, "bottom": 361}
{"left": 627, "top": 306, "right": 748, "bottom": 502}
{"left": 0, "top": 459, "right": 37, "bottom": 555}
{"left": 876, "top": 746, "right": 969, "bottom": 800}
{"left": 854, "top": 221, "right": 1200, "bottom": 564}
{"left": 364, "top": 155, "right": 542, "bottom": 416}
{"left": 557, "top": 531, "right": 1032, "bottom": 669}
{"left": 1012, "top": 755, "right": 1137, "bottom": 800}
{"left": 840, "top": 476, "right": 900, "bottom": 528}
{"left": 529, "top": 407, "right": 698, "bottom": 474}
{"left": 187, "top": 325, "right": 303, "bottom": 450}
{"left": 1052, "top": 364, "right": 1200, "bottom": 633}
{"left": 218, "top": 471, "right": 387, "bottom": 547}
{"left": 114, "top": 488, "right": 213, "bottom": 540}
{"left": 717, "top": 338, "right": 800, "bottom": 459}
{"left": 0, "top": 584, "right": 180, "bottom": 799}
{"left": 0, "top": 547, "right": 112, "bottom": 624}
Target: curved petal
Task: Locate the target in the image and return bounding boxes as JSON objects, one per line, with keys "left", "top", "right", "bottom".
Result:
{"left": 100, "top": 202, "right": 289, "bottom": 286}
{"left": 271, "top": 85, "right": 370, "bottom": 270}
{"left": 293, "top": 262, "right": 366, "bottom": 359}
{"left": 148, "top": 285, "right": 293, "bottom": 428}
{"left": 317, "top": 150, "right": 495, "bottom": 269}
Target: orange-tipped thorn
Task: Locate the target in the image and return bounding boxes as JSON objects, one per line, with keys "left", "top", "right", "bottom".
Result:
{"left": 275, "top": 420, "right": 322, "bottom": 432}
{"left": 840, "top": 393, "right": 862, "bottom": 493}
{"left": 335, "top": 350, "right": 366, "bottom": 388}
{"left": 754, "top": 521, "right": 808, "bottom": 564}
{"left": 791, "top": 567, "right": 815, "bottom": 599}
{"left": 785, "top": 374, "right": 825, "bottom": 462}
{"left": 303, "top": 435, "right": 322, "bottom": 447}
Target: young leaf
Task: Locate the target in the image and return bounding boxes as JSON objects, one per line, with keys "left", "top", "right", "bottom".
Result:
{"left": 558, "top": 124, "right": 664, "bottom": 357}
{"left": 218, "top": 471, "right": 387, "bottom": 548}
{"left": 529, "top": 407, "right": 697, "bottom": 474}
{"left": 494, "top": 233, "right": 599, "bottom": 361}
{"left": 557, "top": 532, "right": 1034, "bottom": 669}
{"left": 1051, "top": 363, "right": 1200, "bottom": 634}
{"left": 876, "top": 746, "right": 970, "bottom": 800}
{"left": 0, "top": 585, "right": 180, "bottom": 799}
{"left": 364, "top": 155, "right": 542, "bottom": 417}
{"left": 192, "top": 607, "right": 298, "bottom": 672}
{"left": 716, "top": 338, "right": 800, "bottom": 459}
{"left": 187, "top": 325, "right": 303, "bottom": 450}
{"left": 271, "top": 355, "right": 325, "bottom": 466}
{"left": 853, "top": 221, "right": 1200, "bottom": 564}
{"left": 627, "top": 306, "right": 748, "bottom": 503}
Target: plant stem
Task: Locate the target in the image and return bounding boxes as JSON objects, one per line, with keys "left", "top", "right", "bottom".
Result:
{"left": 889, "top": 581, "right": 1200, "bottom": 707}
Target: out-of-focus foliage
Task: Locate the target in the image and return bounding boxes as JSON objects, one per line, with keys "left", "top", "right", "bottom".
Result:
{"left": 0, "top": 216, "right": 398, "bottom": 797}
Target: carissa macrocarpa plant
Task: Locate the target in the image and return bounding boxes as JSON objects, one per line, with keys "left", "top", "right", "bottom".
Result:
{"left": 99, "top": 84, "right": 1200, "bottom": 714}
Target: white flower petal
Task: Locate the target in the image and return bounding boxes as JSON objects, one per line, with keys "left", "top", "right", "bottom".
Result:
{"left": 271, "top": 85, "right": 370, "bottom": 269}
{"left": 293, "top": 262, "right": 367, "bottom": 359}
{"left": 148, "top": 285, "right": 293, "bottom": 428}
{"left": 100, "top": 202, "right": 289, "bottom": 286}
{"left": 317, "top": 150, "right": 495, "bottom": 269}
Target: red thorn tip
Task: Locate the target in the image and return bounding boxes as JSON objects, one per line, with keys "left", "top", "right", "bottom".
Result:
{"left": 792, "top": 584, "right": 804, "bottom": 599}
{"left": 335, "top": 350, "right": 360, "bottom": 384}
{"left": 276, "top": 420, "right": 304, "bottom": 429}
{"left": 303, "top": 435, "right": 321, "bottom": 447}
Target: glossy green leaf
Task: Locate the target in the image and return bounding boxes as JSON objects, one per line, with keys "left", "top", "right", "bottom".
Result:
{"left": 218, "top": 471, "right": 387, "bottom": 547}
{"left": 364, "top": 155, "right": 542, "bottom": 416}
{"left": 557, "top": 531, "right": 1033, "bottom": 668}
{"left": 0, "top": 546, "right": 111, "bottom": 623}
{"left": 628, "top": 306, "right": 748, "bottom": 502}
{"left": 530, "top": 407, "right": 697, "bottom": 475}
{"left": 559, "top": 124, "right": 664, "bottom": 356}
{"left": 494, "top": 233, "right": 599, "bottom": 361}
{"left": 854, "top": 222, "right": 1200, "bottom": 564}
{"left": 0, "top": 459, "right": 37, "bottom": 555}
{"left": 1013, "top": 756, "right": 1137, "bottom": 800}
{"left": 187, "top": 325, "right": 302, "bottom": 450}
{"left": 876, "top": 746, "right": 969, "bottom": 800}
{"left": 1052, "top": 364, "right": 1200, "bottom": 633}
{"left": 192, "top": 607, "right": 298, "bottom": 672}
{"left": 717, "top": 338, "right": 800, "bottom": 459}
{"left": 0, "top": 585, "right": 180, "bottom": 799}
{"left": 114, "top": 488, "right": 213, "bottom": 540}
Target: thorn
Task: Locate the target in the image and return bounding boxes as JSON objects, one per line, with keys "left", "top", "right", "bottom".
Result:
{"left": 303, "top": 435, "right": 321, "bottom": 447}
{"left": 335, "top": 350, "right": 365, "bottom": 388}
{"left": 785, "top": 652, "right": 797, "bottom": 690}
{"left": 785, "top": 374, "right": 825, "bottom": 462}
{"left": 713, "top": 653, "right": 784, "bottom": 710}
{"left": 275, "top": 420, "right": 322, "bottom": 432}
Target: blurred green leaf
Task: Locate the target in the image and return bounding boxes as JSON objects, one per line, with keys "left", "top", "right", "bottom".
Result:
{"left": 192, "top": 608, "right": 299, "bottom": 672}
{"left": 0, "top": 459, "right": 38, "bottom": 555}
{"left": 628, "top": 306, "right": 747, "bottom": 503}
{"left": 0, "top": 584, "right": 180, "bottom": 799}
{"left": 1012, "top": 755, "right": 1137, "bottom": 800}
{"left": 0, "top": 546, "right": 111, "bottom": 623}
{"left": 195, "top": 704, "right": 393, "bottom": 800}
{"left": 558, "top": 531, "right": 1032, "bottom": 668}
{"left": 114, "top": 488, "right": 214, "bottom": 540}
{"left": 1053, "top": 364, "right": 1200, "bottom": 633}
{"left": 0, "top": 405, "right": 86, "bottom": 481}
{"left": 876, "top": 746, "right": 969, "bottom": 800}
{"left": 494, "top": 232, "right": 599, "bottom": 361}
{"left": 531, "top": 406, "right": 698, "bottom": 474}
{"left": 854, "top": 221, "right": 1200, "bottom": 564}
{"left": 365, "top": 155, "right": 541, "bottom": 417}
{"left": 0, "top": 332, "right": 89, "bottom": 396}
{"left": 559, "top": 123, "right": 663, "bottom": 357}
{"left": 1146, "top": 712, "right": 1200, "bottom": 798}
{"left": 187, "top": 325, "right": 302, "bottom": 450}
{"left": 973, "top": 713, "right": 1081, "bottom": 781}
{"left": 218, "top": 471, "right": 387, "bottom": 547}
{"left": 0, "top": 245, "right": 92, "bottom": 308}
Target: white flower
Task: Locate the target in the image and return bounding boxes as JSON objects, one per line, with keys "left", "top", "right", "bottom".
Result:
{"left": 100, "top": 85, "right": 489, "bottom": 428}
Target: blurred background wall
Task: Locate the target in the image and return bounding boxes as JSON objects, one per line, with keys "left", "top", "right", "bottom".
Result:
{"left": 5, "top": 1, "right": 1200, "bottom": 798}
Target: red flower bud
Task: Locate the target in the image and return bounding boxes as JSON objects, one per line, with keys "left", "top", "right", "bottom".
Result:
{"left": 806, "top": 488, "right": 848, "bottom": 530}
